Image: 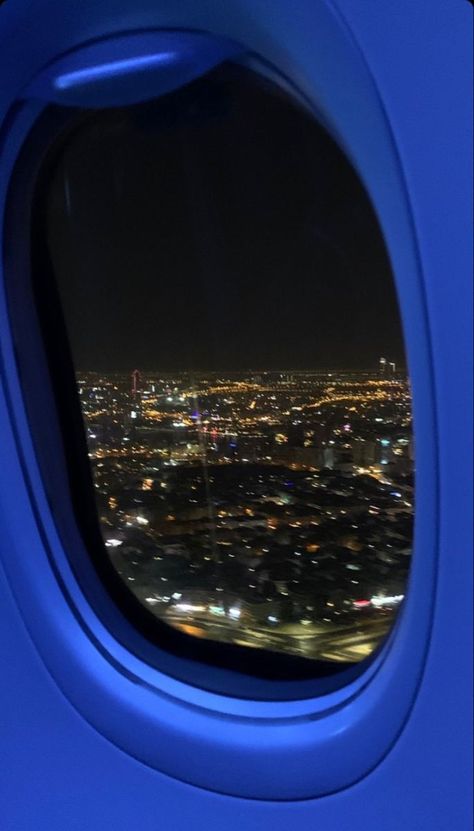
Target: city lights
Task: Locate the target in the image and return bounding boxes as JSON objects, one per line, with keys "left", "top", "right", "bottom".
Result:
{"left": 78, "top": 367, "right": 413, "bottom": 664}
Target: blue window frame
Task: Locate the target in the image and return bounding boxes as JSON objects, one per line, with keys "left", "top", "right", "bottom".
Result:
{"left": 0, "top": 23, "right": 439, "bottom": 800}
{"left": 7, "top": 56, "right": 414, "bottom": 686}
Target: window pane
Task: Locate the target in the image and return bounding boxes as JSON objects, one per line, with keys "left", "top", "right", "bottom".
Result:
{"left": 37, "top": 65, "right": 413, "bottom": 665}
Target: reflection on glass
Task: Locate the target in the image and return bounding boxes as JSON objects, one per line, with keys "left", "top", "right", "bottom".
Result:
{"left": 41, "top": 64, "right": 413, "bottom": 664}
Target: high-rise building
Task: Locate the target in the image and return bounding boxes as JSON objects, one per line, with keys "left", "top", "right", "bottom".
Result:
{"left": 131, "top": 369, "right": 141, "bottom": 395}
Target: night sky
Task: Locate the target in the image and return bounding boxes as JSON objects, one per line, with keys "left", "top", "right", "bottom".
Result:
{"left": 44, "top": 63, "right": 405, "bottom": 373}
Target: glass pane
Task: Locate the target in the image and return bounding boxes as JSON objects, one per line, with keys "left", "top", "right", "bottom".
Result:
{"left": 37, "top": 64, "right": 413, "bottom": 665}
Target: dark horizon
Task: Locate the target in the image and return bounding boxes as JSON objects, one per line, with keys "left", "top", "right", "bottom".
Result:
{"left": 76, "top": 362, "right": 406, "bottom": 375}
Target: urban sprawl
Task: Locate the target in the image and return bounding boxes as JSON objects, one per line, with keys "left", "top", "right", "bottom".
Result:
{"left": 78, "top": 361, "right": 413, "bottom": 663}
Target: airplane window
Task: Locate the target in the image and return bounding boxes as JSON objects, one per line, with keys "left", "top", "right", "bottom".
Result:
{"left": 30, "top": 64, "right": 413, "bottom": 668}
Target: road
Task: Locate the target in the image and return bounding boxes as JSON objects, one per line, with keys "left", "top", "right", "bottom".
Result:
{"left": 163, "top": 607, "right": 392, "bottom": 663}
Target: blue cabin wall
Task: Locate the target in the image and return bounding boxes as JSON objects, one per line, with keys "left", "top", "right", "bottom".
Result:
{"left": 0, "top": 1, "right": 472, "bottom": 829}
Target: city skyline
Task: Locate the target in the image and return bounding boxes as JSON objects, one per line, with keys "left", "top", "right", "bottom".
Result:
{"left": 75, "top": 365, "right": 413, "bottom": 663}
{"left": 75, "top": 357, "right": 404, "bottom": 374}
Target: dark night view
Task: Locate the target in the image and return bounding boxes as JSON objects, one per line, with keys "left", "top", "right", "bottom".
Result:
{"left": 43, "top": 64, "right": 413, "bottom": 664}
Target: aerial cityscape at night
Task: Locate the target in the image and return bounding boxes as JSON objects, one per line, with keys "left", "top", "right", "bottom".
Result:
{"left": 45, "top": 65, "right": 414, "bottom": 665}
{"left": 78, "top": 362, "right": 413, "bottom": 663}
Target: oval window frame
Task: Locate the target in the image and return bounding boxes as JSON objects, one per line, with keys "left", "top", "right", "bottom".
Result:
{"left": 7, "top": 84, "right": 396, "bottom": 697}
{"left": 0, "top": 18, "right": 437, "bottom": 802}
